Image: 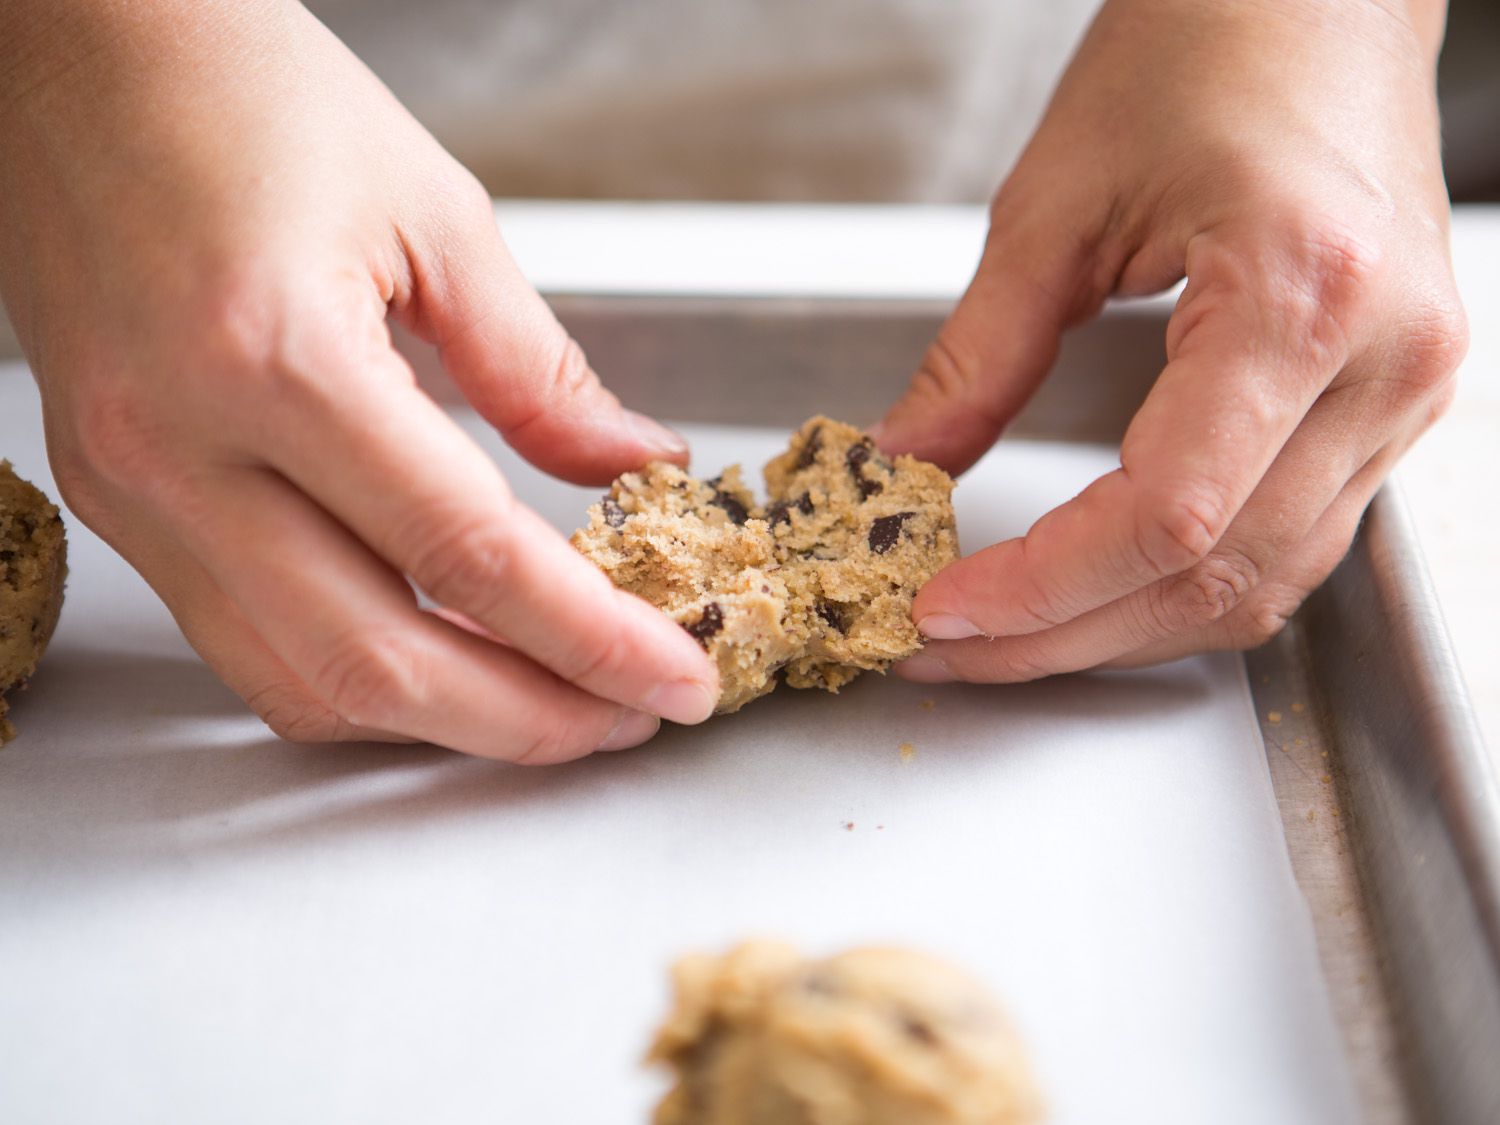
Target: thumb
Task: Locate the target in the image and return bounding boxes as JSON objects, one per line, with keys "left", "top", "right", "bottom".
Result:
{"left": 873, "top": 194, "right": 1098, "bottom": 475}
{"left": 403, "top": 192, "right": 689, "bottom": 485}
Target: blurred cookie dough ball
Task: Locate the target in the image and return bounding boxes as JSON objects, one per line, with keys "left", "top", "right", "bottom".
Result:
{"left": 0, "top": 462, "right": 67, "bottom": 743}
{"left": 648, "top": 941, "right": 1041, "bottom": 1125}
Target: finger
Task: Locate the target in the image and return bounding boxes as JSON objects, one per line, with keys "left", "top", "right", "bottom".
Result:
{"left": 909, "top": 224, "right": 1376, "bottom": 641}
{"left": 240, "top": 353, "right": 717, "bottom": 725}
{"left": 872, "top": 183, "right": 1104, "bottom": 474}
{"left": 1103, "top": 464, "right": 1383, "bottom": 669}
{"left": 104, "top": 513, "right": 413, "bottom": 744}
{"left": 167, "top": 465, "right": 662, "bottom": 763}
{"left": 397, "top": 184, "right": 688, "bottom": 483}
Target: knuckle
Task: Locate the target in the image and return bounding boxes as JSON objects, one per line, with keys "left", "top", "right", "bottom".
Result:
{"left": 405, "top": 511, "right": 514, "bottom": 615}
{"left": 1135, "top": 484, "right": 1231, "bottom": 574}
{"left": 511, "top": 716, "right": 598, "bottom": 766}
{"left": 1227, "top": 590, "right": 1303, "bottom": 650}
{"left": 247, "top": 681, "right": 355, "bottom": 743}
{"left": 987, "top": 641, "right": 1054, "bottom": 683}
{"left": 1157, "top": 551, "right": 1259, "bottom": 632}
{"left": 1391, "top": 300, "right": 1470, "bottom": 401}
{"left": 70, "top": 380, "right": 174, "bottom": 491}
{"left": 311, "top": 629, "right": 426, "bottom": 728}
{"left": 912, "top": 330, "right": 982, "bottom": 405}
{"left": 555, "top": 626, "right": 632, "bottom": 689}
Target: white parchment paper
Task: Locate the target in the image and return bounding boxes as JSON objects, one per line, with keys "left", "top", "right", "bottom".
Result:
{"left": 0, "top": 372, "right": 1358, "bottom": 1124}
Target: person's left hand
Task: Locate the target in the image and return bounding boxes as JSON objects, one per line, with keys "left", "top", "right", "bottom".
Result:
{"left": 874, "top": 0, "right": 1468, "bottom": 683}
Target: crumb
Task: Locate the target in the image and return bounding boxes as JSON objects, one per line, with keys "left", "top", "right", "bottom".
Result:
{"left": 1306, "top": 809, "right": 1317, "bottom": 823}
{"left": 898, "top": 742, "right": 916, "bottom": 763}
{"left": 1320, "top": 773, "right": 1332, "bottom": 784}
{"left": 843, "top": 821, "right": 855, "bottom": 831}
{"left": 1267, "top": 710, "right": 1283, "bottom": 724}
{"left": 919, "top": 698, "right": 935, "bottom": 712}
{"left": 1291, "top": 701, "right": 1306, "bottom": 714}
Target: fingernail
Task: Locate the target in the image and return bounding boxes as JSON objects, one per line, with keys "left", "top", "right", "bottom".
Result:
{"left": 624, "top": 410, "right": 689, "bottom": 458}
{"left": 896, "top": 653, "right": 955, "bottom": 683}
{"left": 641, "top": 679, "right": 717, "bottom": 724}
{"left": 917, "top": 613, "right": 982, "bottom": 640}
{"left": 597, "top": 709, "right": 661, "bottom": 752}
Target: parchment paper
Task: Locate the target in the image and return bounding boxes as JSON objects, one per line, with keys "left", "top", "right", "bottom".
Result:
{"left": 0, "top": 371, "right": 1358, "bottom": 1123}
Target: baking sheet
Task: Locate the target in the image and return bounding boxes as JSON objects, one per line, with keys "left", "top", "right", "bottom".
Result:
{"left": 0, "top": 372, "right": 1358, "bottom": 1124}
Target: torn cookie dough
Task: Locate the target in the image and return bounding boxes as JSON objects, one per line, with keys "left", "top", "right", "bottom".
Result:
{"left": 647, "top": 941, "right": 1042, "bottom": 1125}
{"left": 0, "top": 462, "right": 68, "bottom": 744}
{"left": 572, "top": 417, "right": 958, "bottom": 713}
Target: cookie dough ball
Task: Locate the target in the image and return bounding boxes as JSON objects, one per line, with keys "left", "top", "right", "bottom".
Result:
{"left": 0, "top": 462, "right": 68, "bottom": 743}
{"left": 647, "top": 941, "right": 1042, "bottom": 1125}
{"left": 571, "top": 418, "right": 957, "bottom": 714}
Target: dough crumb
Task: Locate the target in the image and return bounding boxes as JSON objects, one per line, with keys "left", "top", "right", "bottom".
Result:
{"left": 647, "top": 941, "right": 1042, "bottom": 1125}
{"left": 573, "top": 417, "right": 957, "bottom": 713}
{"left": 0, "top": 462, "right": 68, "bottom": 745}
{"left": 919, "top": 697, "right": 936, "bottom": 711}
{"left": 899, "top": 741, "right": 916, "bottom": 763}
{"left": 1267, "top": 710, "right": 1283, "bottom": 724}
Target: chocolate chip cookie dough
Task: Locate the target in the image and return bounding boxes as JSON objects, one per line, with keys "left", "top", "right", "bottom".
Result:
{"left": 0, "top": 462, "right": 67, "bottom": 744}
{"left": 572, "top": 418, "right": 958, "bottom": 713}
{"left": 647, "top": 941, "right": 1042, "bottom": 1125}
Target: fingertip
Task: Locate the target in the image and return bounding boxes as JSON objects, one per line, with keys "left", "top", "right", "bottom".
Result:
{"left": 640, "top": 678, "right": 717, "bottom": 725}
{"left": 622, "top": 409, "right": 690, "bottom": 467}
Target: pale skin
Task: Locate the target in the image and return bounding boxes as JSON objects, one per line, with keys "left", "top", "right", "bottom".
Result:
{"left": 0, "top": 0, "right": 1466, "bottom": 758}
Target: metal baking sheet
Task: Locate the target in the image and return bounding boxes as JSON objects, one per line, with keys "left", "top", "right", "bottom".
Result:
{"left": 1, "top": 294, "right": 1495, "bottom": 1124}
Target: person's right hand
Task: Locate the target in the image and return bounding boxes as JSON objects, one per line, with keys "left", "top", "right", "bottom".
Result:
{"left": 0, "top": 0, "right": 718, "bottom": 762}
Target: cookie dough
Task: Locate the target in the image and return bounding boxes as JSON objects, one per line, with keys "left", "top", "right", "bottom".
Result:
{"left": 647, "top": 941, "right": 1042, "bottom": 1125}
{"left": 572, "top": 418, "right": 957, "bottom": 713}
{"left": 0, "top": 462, "right": 67, "bottom": 744}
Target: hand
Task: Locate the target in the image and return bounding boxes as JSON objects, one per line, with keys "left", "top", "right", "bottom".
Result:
{"left": 875, "top": 0, "right": 1467, "bottom": 683}
{"left": 0, "top": 1, "right": 717, "bottom": 760}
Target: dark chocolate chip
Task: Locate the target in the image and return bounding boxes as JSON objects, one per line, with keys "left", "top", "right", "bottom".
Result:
{"left": 766, "top": 492, "right": 814, "bottom": 526}
{"left": 711, "top": 492, "right": 749, "bottom": 525}
{"left": 856, "top": 478, "right": 883, "bottom": 500}
{"left": 868, "top": 511, "right": 916, "bottom": 554}
{"left": 846, "top": 441, "right": 871, "bottom": 475}
{"left": 795, "top": 426, "right": 823, "bottom": 470}
{"left": 816, "top": 601, "right": 847, "bottom": 633}
{"left": 600, "top": 497, "right": 626, "bottom": 529}
{"left": 683, "top": 603, "right": 724, "bottom": 647}
{"left": 900, "top": 1015, "right": 940, "bottom": 1046}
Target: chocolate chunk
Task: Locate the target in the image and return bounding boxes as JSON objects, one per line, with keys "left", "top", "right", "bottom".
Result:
{"left": 900, "top": 1015, "right": 940, "bottom": 1046}
{"left": 766, "top": 492, "right": 814, "bottom": 526}
{"left": 846, "top": 441, "right": 871, "bottom": 475}
{"left": 868, "top": 512, "right": 916, "bottom": 554}
{"left": 816, "top": 601, "right": 847, "bottom": 633}
{"left": 847, "top": 439, "right": 886, "bottom": 499}
{"left": 711, "top": 492, "right": 749, "bottom": 525}
{"left": 600, "top": 497, "right": 627, "bottom": 529}
{"left": 683, "top": 603, "right": 724, "bottom": 646}
{"left": 795, "top": 426, "right": 823, "bottom": 470}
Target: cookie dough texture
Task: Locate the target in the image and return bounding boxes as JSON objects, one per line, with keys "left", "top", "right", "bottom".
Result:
{"left": 647, "top": 941, "right": 1042, "bottom": 1125}
{"left": 572, "top": 418, "right": 957, "bottom": 713}
{"left": 0, "top": 462, "right": 67, "bottom": 744}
